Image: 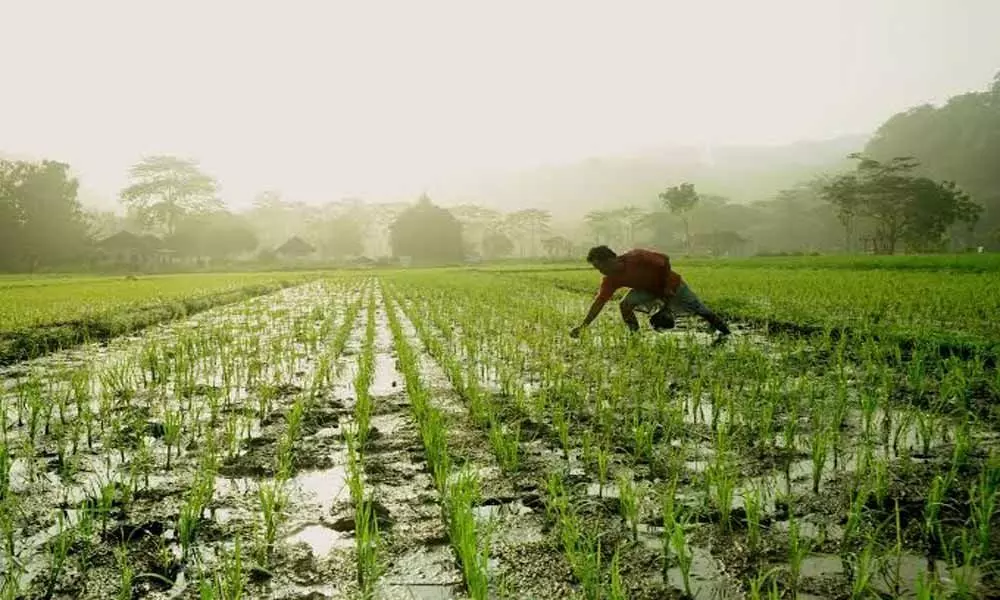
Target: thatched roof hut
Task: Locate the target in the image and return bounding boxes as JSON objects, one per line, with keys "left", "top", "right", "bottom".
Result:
{"left": 275, "top": 236, "right": 315, "bottom": 257}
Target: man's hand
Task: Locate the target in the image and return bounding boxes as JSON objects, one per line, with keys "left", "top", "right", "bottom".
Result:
{"left": 570, "top": 326, "right": 583, "bottom": 339}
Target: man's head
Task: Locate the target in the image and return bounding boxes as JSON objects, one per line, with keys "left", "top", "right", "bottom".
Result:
{"left": 586, "top": 245, "right": 620, "bottom": 276}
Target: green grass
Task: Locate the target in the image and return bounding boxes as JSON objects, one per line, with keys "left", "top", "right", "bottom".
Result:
{"left": 504, "top": 264, "right": 1000, "bottom": 349}
{"left": 0, "top": 272, "right": 319, "bottom": 363}
{"left": 676, "top": 253, "right": 1000, "bottom": 273}
{"left": 0, "top": 272, "right": 320, "bottom": 331}
{"left": 477, "top": 253, "right": 1000, "bottom": 273}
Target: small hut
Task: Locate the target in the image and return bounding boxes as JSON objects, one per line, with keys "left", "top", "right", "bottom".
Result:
{"left": 275, "top": 236, "right": 316, "bottom": 259}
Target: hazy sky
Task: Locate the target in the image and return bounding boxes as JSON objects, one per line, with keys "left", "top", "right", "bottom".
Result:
{"left": 2, "top": 0, "right": 998, "bottom": 207}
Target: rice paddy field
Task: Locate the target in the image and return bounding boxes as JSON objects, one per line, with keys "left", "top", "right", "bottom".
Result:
{"left": 1, "top": 256, "right": 998, "bottom": 599}
{"left": 0, "top": 273, "right": 318, "bottom": 364}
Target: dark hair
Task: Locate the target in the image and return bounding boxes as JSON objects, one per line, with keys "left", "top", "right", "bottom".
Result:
{"left": 586, "top": 245, "right": 616, "bottom": 262}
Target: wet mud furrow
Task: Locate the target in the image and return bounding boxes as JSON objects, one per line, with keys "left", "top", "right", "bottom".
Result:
{"left": 363, "top": 292, "right": 466, "bottom": 599}
{"left": 388, "top": 287, "right": 579, "bottom": 599}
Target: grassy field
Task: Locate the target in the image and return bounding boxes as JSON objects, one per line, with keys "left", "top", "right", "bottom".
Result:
{"left": 501, "top": 254, "right": 1000, "bottom": 351}
{"left": 0, "top": 259, "right": 998, "bottom": 599}
{"left": 0, "top": 272, "right": 318, "bottom": 363}
{"left": 480, "top": 253, "right": 1000, "bottom": 273}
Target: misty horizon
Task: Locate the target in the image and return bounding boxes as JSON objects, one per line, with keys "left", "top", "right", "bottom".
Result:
{"left": 3, "top": 0, "right": 1000, "bottom": 209}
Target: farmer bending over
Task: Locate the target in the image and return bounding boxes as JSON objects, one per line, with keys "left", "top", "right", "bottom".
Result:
{"left": 569, "top": 246, "right": 731, "bottom": 340}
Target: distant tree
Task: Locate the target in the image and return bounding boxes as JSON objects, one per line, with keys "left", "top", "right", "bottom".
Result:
{"left": 482, "top": 231, "right": 514, "bottom": 259}
{"left": 121, "top": 156, "right": 220, "bottom": 235}
{"left": 900, "top": 178, "right": 980, "bottom": 252}
{"left": 505, "top": 209, "right": 552, "bottom": 257}
{"left": 366, "top": 202, "right": 410, "bottom": 257}
{"left": 659, "top": 183, "right": 699, "bottom": 253}
{"left": 247, "top": 190, "right": 295, "bottom": 248}
{"left": 390, "top": 194, "right": 464, "bottom": 263}
{"left": 610, "top": 205, "right": 646, "bottom": 247}
{"left": 584, "top": 210, "right": 617, "bottom": 245}
{"left": 865, "top": 72, "right": 1000, "bottom": 243}
{"left": 819, "top": 154, "right": 981, "bottom": 253}
{"left": 541, "top": 235, "right": 574, "bottom": 258}
{"left": 169, "top": 211, "right": 258, "bottom": 259}
{"left": 0, "top": 160, "right": 89, "bottom": 271}
{"left": 815, "top": 173, "right": 863, "bottom": 251}
{"left": 451, "top": 204, "right": 502, "bottom": 255}
{"left": 325, "top": 215, "right": 364, "bottom": 257}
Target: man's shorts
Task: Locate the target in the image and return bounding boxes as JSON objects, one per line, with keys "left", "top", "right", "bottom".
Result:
{"left": 622, "top": 283, "right": 711, "bottom": 317}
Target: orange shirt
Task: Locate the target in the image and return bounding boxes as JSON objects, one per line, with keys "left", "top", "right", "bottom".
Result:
{"left": 595, "top": 249, "right": 683, "bottom": 303}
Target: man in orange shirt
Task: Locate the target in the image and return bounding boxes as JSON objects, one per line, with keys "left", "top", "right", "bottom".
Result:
{"left": 569, "top": 246, "right": 731, "bottom": 340}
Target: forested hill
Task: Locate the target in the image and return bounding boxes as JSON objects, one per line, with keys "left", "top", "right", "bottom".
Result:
{"left": 434, "top": 134, "right": 868, "bottom": 216}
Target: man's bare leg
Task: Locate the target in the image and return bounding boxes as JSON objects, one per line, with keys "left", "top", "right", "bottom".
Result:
{"left": 619, "top": 300, "right": 641, "bottom": 332}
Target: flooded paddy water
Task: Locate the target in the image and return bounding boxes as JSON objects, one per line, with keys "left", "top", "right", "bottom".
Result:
{"left": 1, "top": 272, "right": 998, "bottom": 599}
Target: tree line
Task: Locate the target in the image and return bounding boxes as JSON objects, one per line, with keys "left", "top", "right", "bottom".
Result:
{"left": 2, "top": 72, "right": 996, "bottom": 270}
{"left": 0, "top": 154, "right": 574, "bottom": 271}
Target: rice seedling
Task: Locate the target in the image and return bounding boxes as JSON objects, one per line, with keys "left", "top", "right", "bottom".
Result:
{"left": 445, "top": 469, "right": 489, "bottom": 600}
{"left": 354, "top": 494, "right": 382, "bottom": 599}
{"left": 786, "top": 513, "right": 816, "bottom": 597}
{"left": 969, "top": 457, "right": 999, "bottom": 559}
{"left": 92, "top": 477, "right": 118, "bottom": 535}
{"left": 561, "top": 511, "right": 602, "bottom": 600}
{"left": 552, "top": 400, "right": 572, "bottom": 460}
{"left": 744, "top": 482, "right": 764, "bottom": 552}
{"left": 0, "top": 444, "right": 9, "bottom": 500}
{"left": 883, "top": 498, "right": 905, "bottom": 598}
{"left": 254, "top": 481, "right": 287, "bottom": 566}
{"left": 748, "top": 568, "right": 771, "bottom": 600}
{"left": 950, "top": 421, "right": 973, "bottom": 475}
{"left": 163, "top": 408, "right": 183, "bottom": 470}
{"left": 945, "top": 530, "right": 979, "bottom": 599}
{"left": 669, "top": 513, "right": 693, "bottom": 597}
{"left": 870, "top": 455, "right": 890, "bottom": 507}
{"left": 923, "top": 472, "right": 950, "bottom": 557}
{"left": 206, "top": 535, "right": 246, "bottom": 600}
{"left": 915, "top": 571, "right": 944, "bottom": 600}
{"left": 488, "top": 419, "right": 521, "bottom": 474}
{"left": 595, "top": 442, "right": 610, "bottom": 499}
{"left": 707, "top": 432, "right": 736, "bottom": 532}
{"left": 809, "top": 420, "right": 831, "bottom": 494}
{"left": 617, "top": 472, "right": 640, "bottom": 542}
{"left": 631, "top": 420, "right": 656, "bottom": 463}
{"left": 178, "top": 500, "right": 200, "bottom": 561}
{"left": 849, "top": 539, "right": 879, "bottom": 600}
{"left": 45, "top": 512, "right": 76, "bottom": 598}
{"left": 609, "top": 546, "right": 627, "bottom": 600}
{"left": 115, "top": 544, "right": 134, "bottom": 600}
{"left": 0, "top": 562, "right": 22, "bottom": 600}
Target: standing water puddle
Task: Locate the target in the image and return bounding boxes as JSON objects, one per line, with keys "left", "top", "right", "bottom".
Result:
{"left": 289, "top": 463, "right": 349, "bottom": 515}
{"left": 285, "top": 523, "right": 352, "bottom": 557}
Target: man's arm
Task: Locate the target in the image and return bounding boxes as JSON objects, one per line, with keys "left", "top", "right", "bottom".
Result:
{"left": 580, "top": 297, "right": 607, "bottom": 325}
{"left": 571, "top": 280, "right": 614, "bottom": 337}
